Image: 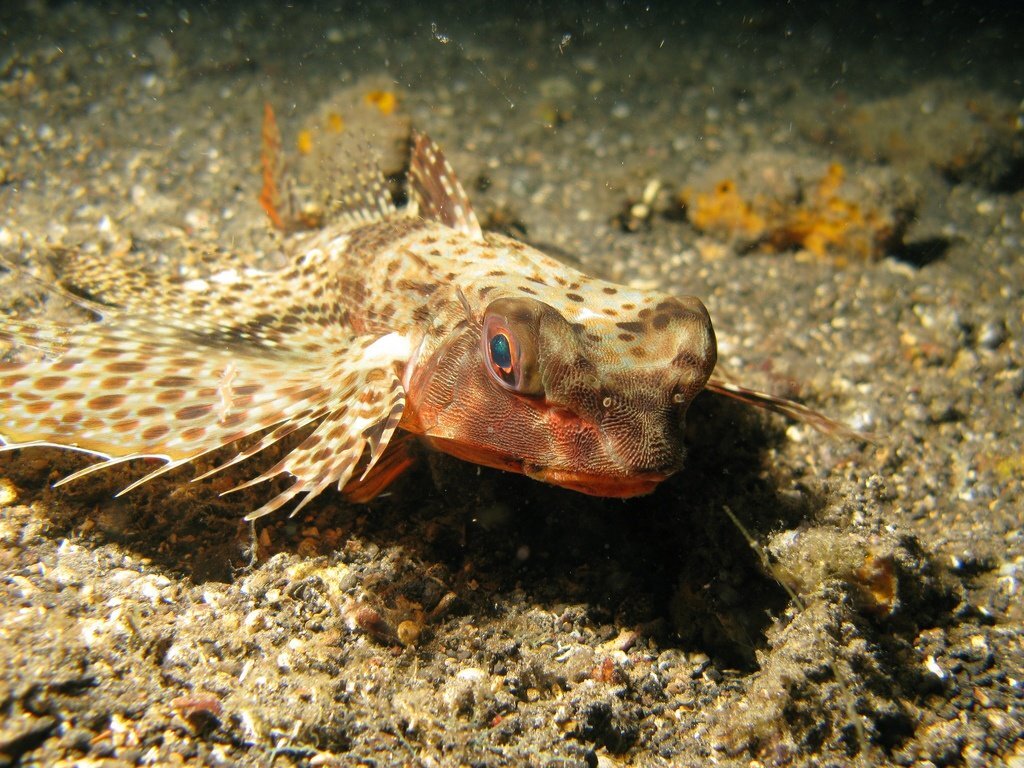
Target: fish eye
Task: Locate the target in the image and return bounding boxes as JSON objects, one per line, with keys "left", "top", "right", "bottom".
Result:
{"left": 481, "top": 299, "right": 545, "bottom": 396}
{"left": 486, "top": 325, "right": 520, "bottom": 389}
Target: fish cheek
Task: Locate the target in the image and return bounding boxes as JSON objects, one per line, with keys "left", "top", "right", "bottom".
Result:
{"left": 453, "top": 368, "right": 554, "bottom": 463}
{"left": 413, "top": 338, "right": 555, "bottom": 467}
{"left": 535, "top": 405, "right": 605, "bottom": 474}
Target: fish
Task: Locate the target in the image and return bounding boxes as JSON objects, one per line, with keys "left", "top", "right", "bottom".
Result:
{"left": 0, "top": 111, "right": 858, "bottom": 520}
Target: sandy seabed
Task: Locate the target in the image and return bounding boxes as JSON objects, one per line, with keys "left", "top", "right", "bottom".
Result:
{"left": 1, "top": 3, "right": 1022, "bottom": 766}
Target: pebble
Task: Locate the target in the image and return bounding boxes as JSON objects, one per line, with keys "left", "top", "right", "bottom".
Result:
{"left": 977, "top": 320, "right": 1007, "bottom": 350}
{"left": 0, "top": 478, "right": 17, "bottom": 506}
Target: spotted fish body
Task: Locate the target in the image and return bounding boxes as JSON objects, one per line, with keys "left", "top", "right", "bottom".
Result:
{"left": 0, "top": 130, "right": 846, "bottom": 519}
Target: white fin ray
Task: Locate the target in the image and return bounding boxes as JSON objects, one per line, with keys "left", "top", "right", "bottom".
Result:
{"left": 54, "top": 453, "right": 170, "bottom": 488}
{"left": 189, "top": 407, "right": 329, "bottom": 484}
{"left": 226, "top": 367, "right": 407, "bottom": 521}
{"left": 0, "top": 319, "right": 72, "bottom": 357}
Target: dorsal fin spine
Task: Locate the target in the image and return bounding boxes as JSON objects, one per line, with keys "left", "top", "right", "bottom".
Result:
{"left": 408, "top": 131, "right": 484, "bottom": 241}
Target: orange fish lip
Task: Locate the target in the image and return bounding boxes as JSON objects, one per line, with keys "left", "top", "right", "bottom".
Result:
{"left": 525, "top": 467, "right": 669, "bottom": 498}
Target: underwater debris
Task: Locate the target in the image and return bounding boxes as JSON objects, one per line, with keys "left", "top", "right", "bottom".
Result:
{"left": 364, "top": 89, "right": 398, "bottom": 117}
{"left": 613, "top": 178, "right": 662, "bottom": 233}
{"left": 681, "top": 152, "right": 919, "bottom": 263}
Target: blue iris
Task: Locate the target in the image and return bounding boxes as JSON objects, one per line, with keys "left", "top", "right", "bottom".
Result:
{"left": 489, "top": 333, "right": 512, "bottom": 371}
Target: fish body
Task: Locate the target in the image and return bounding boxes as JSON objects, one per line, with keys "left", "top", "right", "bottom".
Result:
{"left": 0, "top": 129, "right": 842, "bottom": 519}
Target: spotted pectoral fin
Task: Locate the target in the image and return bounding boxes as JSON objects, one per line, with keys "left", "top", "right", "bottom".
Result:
{"left": 223, "top": 362, "right": 407, "bottom": 520}
{"left": 1, "top": 316, "right": 412, "bottom": 517}
{"left": 408, "top": 131, "right": 483, "bottom": 241}
{"left": 44, "top": 246, "right": 305, "bottom": 339}
{"left": 1, "top": 323, "right": 336, "bottom": 468}
{"left": 0, "top": 318, "right": 70, "bottom": 358}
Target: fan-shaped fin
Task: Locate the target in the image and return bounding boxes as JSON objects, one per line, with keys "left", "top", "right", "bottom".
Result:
{"left": 1, "top": 312, "right": 412, "bottom": 515}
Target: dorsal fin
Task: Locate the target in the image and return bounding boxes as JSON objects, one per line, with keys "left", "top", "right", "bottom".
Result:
{"left": 258, "top": 102, "right": 397, "bottom": 231}
{"left": 409, "top": 131, "right": 484, "bottom": 241}
{"left": 330, "top": 151, "right": 398, "bottom": 229}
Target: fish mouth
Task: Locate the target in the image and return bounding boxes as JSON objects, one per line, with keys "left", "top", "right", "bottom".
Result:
{"left": 525, "top": 467, "right": 669, "bottom": 498}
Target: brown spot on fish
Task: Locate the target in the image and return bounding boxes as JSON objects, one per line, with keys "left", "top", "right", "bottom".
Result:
{"left": 101, "top": 377, "right": 130, "bottom": 390}
{"left": 155, "top": 376, "right": 195, "bottom": 388}
{"left": 177, "top": 404, "right": 214, "bottom": 421}
{"left": 106, "top": 361, "right": 147, "bottom": 374}
{"left": 156, "top": 389, "right": 186, "bottom": 404}
{"left": 142, "top": 424, "right": 171, "bottom": 442}
{"left": 35, "top": 358, "right": 78, "bottom": 377}
{"left": 35, "top": 376, "right": 69, "bottom": 390}
{"left": 88, "top": 394, "right": 127, "bottom": 410}
{"left": 181, "top": 426, "right": 207, "bottom": 442}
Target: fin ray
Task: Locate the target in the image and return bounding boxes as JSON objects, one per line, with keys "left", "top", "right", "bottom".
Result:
{"left": 328, "top": 148, "right": 399, "bottom": 229}
{"left": 705, "top": 377, "right": 869, "bottom": 440}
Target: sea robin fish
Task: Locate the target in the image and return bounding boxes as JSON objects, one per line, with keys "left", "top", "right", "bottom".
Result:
{"left": 0, "top": 114, "right": 856, "bottom": 520}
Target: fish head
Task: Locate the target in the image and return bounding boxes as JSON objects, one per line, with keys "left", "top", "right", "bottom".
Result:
{"left": 403, "top": 289, "right": 717, "bottom": 497}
